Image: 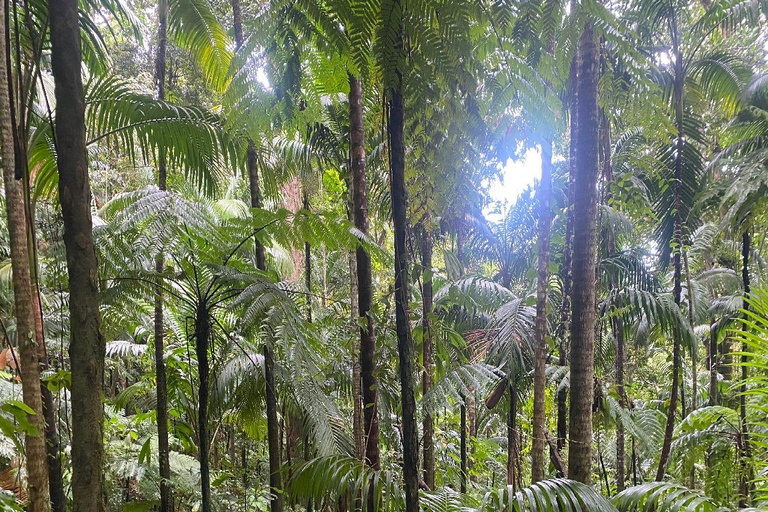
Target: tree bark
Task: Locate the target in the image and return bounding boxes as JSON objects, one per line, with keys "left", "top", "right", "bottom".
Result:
{"left": 194, "top": 305, "right": 212, "bottom": 512}
{"left": 738, "top": 229, "right": 751, "bottom": 507}
{"left": 656, "top": 13, "right": 684, "bottom": 481}
{"left": 349, "top": 250, "right": 364, "bottom": 462}
{"left": 388, "top": 35, "right": 419, "bottom": 512}
{"left": 0, "top": 7, "right": 50, "bottom": 506}
{"left": 506, "top": 384, "right": 520, "bottom": 491}
{"left": 557, "top": 47, "right": 578, "bottom": 461}
{"left": 708, "top": 320, "right": 718, "bottom": 406}
{"left": 349, "top": 73, "right": 380, "bottom": 474}
{"left": 347, "top": 179, "right": 364, "bottom": 463}
{"left": 304, "top": 193, "right": 312, "bottom": 322}
{"left": 50, "top": 0, "right": 106, "bottom": 508}
{"left": 531, "top": 140, "right": 553, "bottom": 483}
{"left": 601, "top": 112, "right": 626, "bottom": 492}
{"left": 154, "top": 0, "right": 171, "bottom": 509}
{"left": 568, "top": 21, "right": 600, "bottom": 485}
{"left": 460, "top": 397, "right": 467, "bottom": 493}
{"left": 421, "top": 229, "right": 435, "bottom": 490}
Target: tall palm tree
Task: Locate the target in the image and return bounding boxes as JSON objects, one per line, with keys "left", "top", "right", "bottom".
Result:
{"left": 49, "top": 0, "right": 106, "bottom": 509}
{"left": 568, "top": 19, "right": 601, "bottom": 485}
{"left": 153, "top": 1, "right": 172, "bottom": 509}
{"left": 385, "top": 0, "right": 418, "bottom": 509}
{"left": 349, "top": 73, "right": 380, "bottom": 475}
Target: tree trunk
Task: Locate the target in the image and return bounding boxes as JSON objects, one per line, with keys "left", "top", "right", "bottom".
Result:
{"left": 349, "top": 73, "right": 380, "bottom": 473}
{"left": 421, "top": 229, "right": 435, "bottom": 490}
{"left": 531, "top": 140, "right": 553, "bottom": 483}
{"left": 194, "top": 306, "right": 212, "bottom": 512}
{"left": 557, "top": 47, "right": 578, "bottom": 461}
{"left": 304, "top": 193, "right": 312, "bottom": 322}
{"left": 388, "top": 35, "right": 419, "bottom": 512}
{"left": 154, "top": 0, "right": 171, "bottom": 509}
{"left": 506, "top": 385, "right": 520, "bottom": 490}
{"left": 0, "top": 9, "right": 50, "bottom": 507}
{"left": 31, "top": 269, "right": 66, "bottom": 512}
{"left": 50, "top": 0, "right": 106, "bottom": 508}
{"left": 460, "top": 397, "right": 467, "bottom": 493}
{"left": 232, "top": 7, "right": 280, "bottom": 506}
{"left": 708, "top": 320, "right": 718, "bottom": 406}
{"left": 684, "top": 252, "right": 696, "bottom": 412}
{"left": 568, "top": 21, "right": 600, "bottom": 485}
{"left": 347, "top": 178, "right": 364, "bottom": 463}
{"left": 349, "top": 249, "right": 364, "bottom": 462}
{"left": 601, "top": 113, "right": 626, "bottom": 492}
{"left": 656, "top": 16, "right": 684, "bottom": 481}
{"left": 738, "top": 229, "right": 751, "bottom": 507}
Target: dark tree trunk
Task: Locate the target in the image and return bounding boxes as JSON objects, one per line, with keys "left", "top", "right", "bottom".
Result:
{"left": 421, "top": 230, "right": 435, "bottom": 490}
{"left": 738, "top": 229, "right": 751, "bottom": 507}
{"left": 568, "top": 21, "right": 600, "bottom": 485}
{"left": 50, "top": 0, "right": 106, "bottom": 508}
{"left": 506, "top": 384, "right": 520, "bottom": 490}
{"left": 347, "top": 204, "right": 363, "bottom": 462}
{"left": 684, "top": 252, "right": 697, "bottom": 413}
{"left": 304, "top": 193, "right": 312, "bottom": 322}
{"left": 349, "top": 73, "right": 380, "bottom": 473}
{"left": 656, "top": 16, "right": 684, "bottom": 481}
{"left": 601, "top": 113, "right": 626, "bottom": 492}
{"left": 388, "top": 34, "right": 419, "bottom": 512}
{"left": 194, "top": 306, "right": 212, "bottom": 512}
{"left": 0, "top": 11, "right": 50, "bottom": 507}
{"left": 231, "top": 6, "right": 279, "bottom": 506}
{"left": 531, "top": 140, "right": 553, "bottom": 483}
{"left": 32, "top": 283, "right": 65, "bottom": 512}
{"left": 708, "top": 320, "right": 718, "bottom": 406}
{"left": 154, "top": 0, "right": 171, "bottom": 509}
{"left": 460, "top": 396, "right": 467, "bottom": 493}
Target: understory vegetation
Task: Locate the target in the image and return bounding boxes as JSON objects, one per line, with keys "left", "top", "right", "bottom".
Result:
{"left": 0, "top": 0, "right": 767, "bottom": 510}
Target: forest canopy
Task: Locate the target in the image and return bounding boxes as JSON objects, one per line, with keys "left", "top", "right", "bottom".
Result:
{"left": 0, "top": 0, "right": 767, "bottom": 511}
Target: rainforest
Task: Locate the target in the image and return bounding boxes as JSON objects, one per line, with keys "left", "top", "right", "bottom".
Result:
{"left": 0, "top": 0, "right": 767, "bottom": 511}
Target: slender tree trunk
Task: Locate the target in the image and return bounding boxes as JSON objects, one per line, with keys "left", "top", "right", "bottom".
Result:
{"left": 350, "top": 249, "right": 364, "bottom": 462}
{"left": 30, "top": 259, "right": 65, "bottom": 512}
{"left": 557, "top": 47, "right": 578, "bottom": 461}
{"left": 506, "top": 384, "right": 519, "bottom": 490}
{"left": 531, "top": 140, "right": 553, "bottom": 483}
{"left": 656, "top": 18, "right": 684, "bottom": 481}
{"left": 194, "top": 306, "right": 212, "bottom": 512}
{"left": 50, "top": 1, "right": 106, "bottom": 508}
{"left": 460, "top": 396, "right": 467, "bottom": 493}
{"left": 347, "top": 181, "right": 364, "bottom": 463}
{"left": 708, "top": 320, "right": 718, "bottom": 406}
{"left": 388, "top": 28, "right": 419, "bottom": 512}
{"left": 231, "top": 6, "right": 280, "bottom": 505}
{"left": 568, "top": 21, "right": 600, "bottom": 485}
{"left": 601, "top": 113, "right": 626, "bottom": 492}
{"left": 154, "top": 0, "right": 171, "bottom": 508}
{"left": 738, "top": 229, "right": 751, "bottom": 507}
{"left": 304, "top": 193, "right": 312, "bottom": 322}
{"left": 684, "top": 252, "right": 696, "bottom": 411}
{"left": 468, "top": 396, "right": 477, "bottom": 482}
{"left": 0, "top": 10, "right": 50, "bottom": 507}
{"left": 421, "top": 229, "right": 435, "bottom": 490}
{"left": 349, "top": 73, "right": 380, "bottom": 473}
